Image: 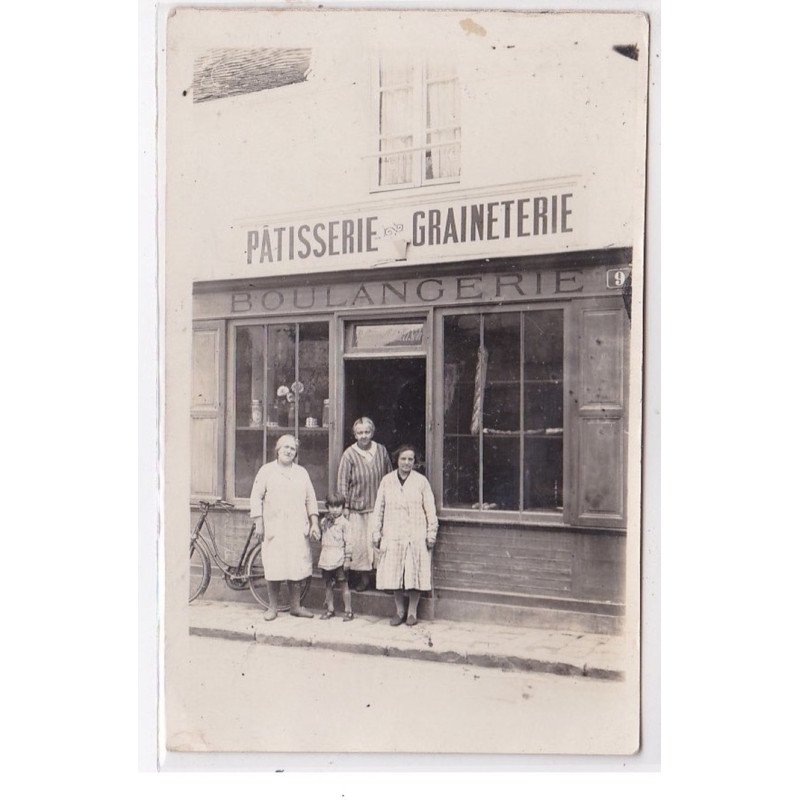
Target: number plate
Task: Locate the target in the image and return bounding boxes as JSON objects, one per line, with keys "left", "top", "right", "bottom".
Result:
{"left": 606, "top": 267, "right": 631, "bottom": 289}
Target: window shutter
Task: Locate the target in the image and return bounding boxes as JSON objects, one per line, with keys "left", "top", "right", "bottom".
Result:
{"left": 191, "top": 321, "right": 225, "bottom": 499}
{"left": 567, "top": 297, "right": 628, "bottom": 528}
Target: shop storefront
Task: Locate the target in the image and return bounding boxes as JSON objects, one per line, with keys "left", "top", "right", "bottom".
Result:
{"left": 191, "top": 246, "right": 632, "bottom": 633}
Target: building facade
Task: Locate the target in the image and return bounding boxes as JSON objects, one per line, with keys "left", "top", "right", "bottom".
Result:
{"left": 172, "top": 10, "right": 648, "bottom": 633}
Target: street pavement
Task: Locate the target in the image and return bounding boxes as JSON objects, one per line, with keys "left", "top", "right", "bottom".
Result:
{"left": 168, "top": 634, "right": 639, "bottom": 754}
{"left": 189, "top": 599, "right": 630, "bottom": 681}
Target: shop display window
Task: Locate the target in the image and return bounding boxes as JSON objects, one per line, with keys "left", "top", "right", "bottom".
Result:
{"left": 233, "top": 321, "right": 329, "bottom": 499}
{"left": 443, "top": 309, "right": 564, "bottom": 513}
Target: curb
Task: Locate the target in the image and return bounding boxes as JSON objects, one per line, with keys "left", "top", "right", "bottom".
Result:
{"left": 189, "top": 624, "right": 624, "bottom": 681}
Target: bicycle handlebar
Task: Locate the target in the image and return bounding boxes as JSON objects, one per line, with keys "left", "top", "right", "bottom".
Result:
{"left": 199, "top": 498, "right": 236, "bottom": 510}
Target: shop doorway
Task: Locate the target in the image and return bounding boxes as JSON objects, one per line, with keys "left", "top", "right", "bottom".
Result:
{"left": 343, "top": 357, "right": 427, "bottom": 473}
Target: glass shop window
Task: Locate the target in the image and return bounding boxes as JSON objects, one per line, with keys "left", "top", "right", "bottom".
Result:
{"left": 233, "top": 321, "right": 329, "bottom": 499}
{"left": 442, "top": 309, "right": 564, "bottom": 513}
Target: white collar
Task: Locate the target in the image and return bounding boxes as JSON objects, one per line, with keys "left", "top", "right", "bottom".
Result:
{"left": 352, "top": 442, "right": 376, "bottom": 459}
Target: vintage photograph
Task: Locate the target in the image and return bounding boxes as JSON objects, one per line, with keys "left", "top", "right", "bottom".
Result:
{"left": 164, "top": 7, "right": 649, "bottom": 754}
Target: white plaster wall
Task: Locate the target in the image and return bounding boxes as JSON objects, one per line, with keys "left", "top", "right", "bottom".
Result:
{"left": 167, "top": 8, "right": 648, "bottom": 278}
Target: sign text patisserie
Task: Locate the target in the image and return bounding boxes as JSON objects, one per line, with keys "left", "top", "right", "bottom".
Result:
{"left": 245, "top": 193, "right": 574, "bottom": 265}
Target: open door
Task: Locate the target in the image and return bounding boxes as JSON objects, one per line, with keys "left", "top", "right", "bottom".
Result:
{"left": 342, "top": 319, "right": 428, "bottom": 472}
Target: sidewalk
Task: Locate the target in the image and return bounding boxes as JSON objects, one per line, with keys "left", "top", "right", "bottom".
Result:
{"left": 189, "top": 600, "right": 628, "bottom": 681}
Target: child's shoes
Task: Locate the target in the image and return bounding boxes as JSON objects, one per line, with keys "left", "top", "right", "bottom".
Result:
{"left": 319, "top": 609, "right": 335, "bottom": 620}
{"left": 342, "top": 611, "right": 354, "bottom": 622}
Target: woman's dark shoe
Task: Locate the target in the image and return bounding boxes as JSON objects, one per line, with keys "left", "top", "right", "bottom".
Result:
{"left": 319, "top": 609, "right": 335, "bottom": 620}
{"left": 389, "top": 614, "right": 405, "bottom": 626}
{"left": 342, "top": 611, "right": 354, "bottom": 622}
{"left": 406, "top": 615, "right": 418, "bottom": 627}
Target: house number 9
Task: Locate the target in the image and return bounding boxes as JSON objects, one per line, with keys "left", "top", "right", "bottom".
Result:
{"left": 606, "top": 267, "right": 631, "bottom": 289}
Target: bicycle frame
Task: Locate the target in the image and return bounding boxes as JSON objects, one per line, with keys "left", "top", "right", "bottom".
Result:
{"left": 192, "top": 504, "right": 259, "bottom": 580}
{"left": 190, "top": 500, "right": 311, "bottom": 611}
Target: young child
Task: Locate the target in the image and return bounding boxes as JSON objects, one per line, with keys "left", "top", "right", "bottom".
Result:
{"left": 317, "top": 491, "right": 354, "bottom": 621}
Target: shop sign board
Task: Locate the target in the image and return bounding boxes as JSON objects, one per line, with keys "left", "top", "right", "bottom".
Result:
{"left": 193, "top": 263, "right": 625, "bottom": 319}
{"left": 242, "top": 189, "right": 576, "bottom": 267}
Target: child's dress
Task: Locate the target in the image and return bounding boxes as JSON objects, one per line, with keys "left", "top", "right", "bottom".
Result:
{"left": 318, "top": 515, "right": 352, "bottom": 575}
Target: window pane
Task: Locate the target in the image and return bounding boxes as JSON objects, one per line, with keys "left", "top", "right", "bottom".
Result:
{"left": 425, "top": 132, "right": 461, "bottom": 181}
{"left": 380, "top": 88, "right": 413, "bottom": 136}
{"left": 379, "top": 136, "right": 413, "bottom": 186}
{"left": 425, "top": 76, "right": 460, "bottom": 181}
{"left": 443, "top": 434, "right": 479, "bottom": 508}
{"left": 524, "top": 309, "right": 563, "bottom": 380}
{"left": 483, "top": 437, "right": 519, "bottom": 511}
{"left": 523, "top": 310, "right": 564, "bottom": 510}
{"left": 524, "top": 383, "right": 563, "bottom": 431}
{"left": 235, "top": 326, "right": 264, "bottom": 428}
{"left": 524, "top": 436, "right": 563, "bottom": 510}
{"left": 442, "top": 309, "right": 566, "bottom": 515}
{"left": 235, "top": 428, "right": 263, "bottom": 498}
{"left": 444, "top": 315, "right": 480, "bottom": 509}
{"left": 266, "top": 324, "right": 296, "bottom": 429}
{"left": 298, "top": 321, "right": 329, "bottom": 497}
{"left": 347, "top": 321, "right": 423, "bottom": 351}
{"left": 483, "top": 313, "right": 521, "bottom": 433}
{"left": 235, "top": 326, "right": 265, "bottom": 497}
{"left": 426, "top": 78, "right": 459, "bottom": 129}
{"left": 298, "top": 433, "right": 327, "bottom": 501}
{"left": 443, "top": 315, "right": 480, "bottom": 435}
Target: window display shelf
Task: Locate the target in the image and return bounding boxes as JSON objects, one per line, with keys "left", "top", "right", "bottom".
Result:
{"left": 444, "top": 431, "right": 563, "bottom": 437}
{"left": 236, "top": 425, "right": 329, "bottom": 433}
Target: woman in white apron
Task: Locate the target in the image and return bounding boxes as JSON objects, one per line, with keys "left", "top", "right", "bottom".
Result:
{"left": 250, "top": 434, "right": 321, "bottom": 620}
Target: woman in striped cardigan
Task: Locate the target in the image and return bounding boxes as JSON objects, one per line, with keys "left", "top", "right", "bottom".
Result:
{"left": 337, "top": 417, "right": 393, "bottom": 591}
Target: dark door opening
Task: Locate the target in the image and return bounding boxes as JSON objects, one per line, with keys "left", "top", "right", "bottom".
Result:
{"left": 343, "top": 358, "right": 426, "bottom": 473}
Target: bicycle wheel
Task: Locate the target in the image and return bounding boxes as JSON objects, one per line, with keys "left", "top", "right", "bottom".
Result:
{"left": 245, "top": 546, "right": 311, "bottom": 612}
{"left": 189, "top": 538, "right": 211, "bottom": 602}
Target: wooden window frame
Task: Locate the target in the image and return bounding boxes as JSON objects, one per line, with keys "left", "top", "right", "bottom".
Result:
{"left": 225, "top": 315, "right": 334, "bottom": 510}
{"left": 333, "top": 308, "right": 434, "bottom": 479}
{"left": 433, "top": 301, "right": 572, "bottom": 527}
{"left": 370, "top": 58, "right": 461, "bottom": 193}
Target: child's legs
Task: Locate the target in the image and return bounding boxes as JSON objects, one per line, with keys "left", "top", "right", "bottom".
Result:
{"left": 393, "top": 589, "right": 406, "bottom": 616}
{"left": 324, "top": 579, "right": 335, "bottom": 610}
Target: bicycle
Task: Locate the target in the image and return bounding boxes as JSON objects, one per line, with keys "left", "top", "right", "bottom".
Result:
{"left": 189, "top": 498, "right": 311, "bottom": 611}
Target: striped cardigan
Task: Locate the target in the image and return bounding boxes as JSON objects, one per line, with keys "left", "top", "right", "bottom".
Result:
{"left": 337, "top": 442, "right": 392, "bottom": 512}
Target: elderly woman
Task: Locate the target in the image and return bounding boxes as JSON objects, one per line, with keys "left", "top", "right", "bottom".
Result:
{"left": 337, "top": 417, "right": 392, "bottom": 592}
{"left": 250, "top": 434, "right": 320, "bottom": 621}
{"left": 371, "top": 444, "right": 438, "bottom": 626}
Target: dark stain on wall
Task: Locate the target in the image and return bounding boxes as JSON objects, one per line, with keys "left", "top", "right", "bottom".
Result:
{"left": 612, "top": 44, "right": 639, "bottom": 61}
{"left": 192, "top": 48, "right": 312, "bottom": 103}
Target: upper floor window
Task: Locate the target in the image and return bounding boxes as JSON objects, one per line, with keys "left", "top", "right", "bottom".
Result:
{"left": 375, "top": 55, "right": 461, "bottom": 190}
